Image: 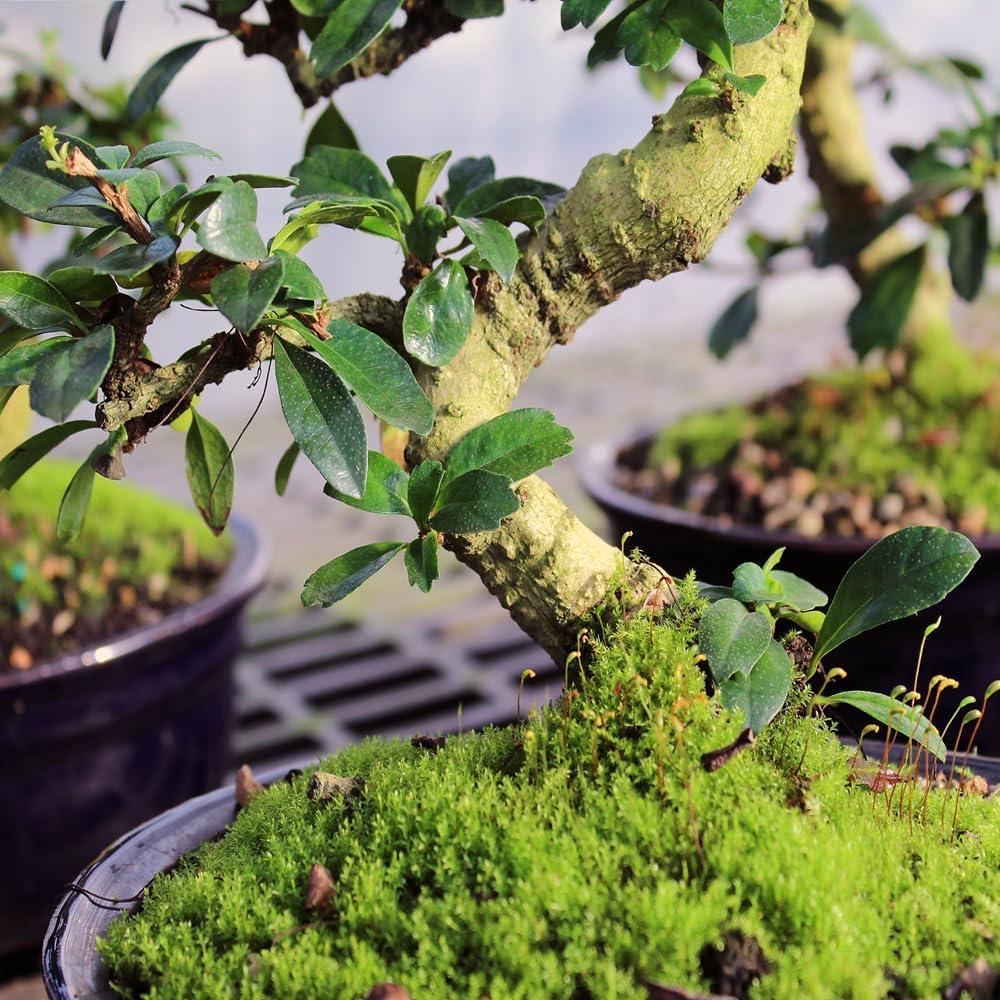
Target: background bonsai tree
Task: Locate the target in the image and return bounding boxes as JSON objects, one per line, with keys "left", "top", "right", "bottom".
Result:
{"left": 0, "top": 0, "right": 988, "bottom": 744}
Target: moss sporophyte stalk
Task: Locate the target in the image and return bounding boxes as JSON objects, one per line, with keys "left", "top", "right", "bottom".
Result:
{"left": 98, "top": 585, "right": 999, "bottom": 998}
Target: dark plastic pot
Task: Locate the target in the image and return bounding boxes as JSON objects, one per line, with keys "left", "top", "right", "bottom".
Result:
{"left": 580, "top": 430, "right": 1000, "bottom": 756}
{"left": 41, "top": 749, "right": 1000, "bottom": 999}
{"left": 0, "top": 518, "right": 267, "bottom": 956}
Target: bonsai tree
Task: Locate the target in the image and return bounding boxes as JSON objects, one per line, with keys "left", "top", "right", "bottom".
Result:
{"left": 0, "top": 1, "right": 989, "bottom": 740}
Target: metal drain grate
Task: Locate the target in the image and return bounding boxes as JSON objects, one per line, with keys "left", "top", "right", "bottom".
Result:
{"left": 232, "top": 590, "right": 558, "bottom": 771}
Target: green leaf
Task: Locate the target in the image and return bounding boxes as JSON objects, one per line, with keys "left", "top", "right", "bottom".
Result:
{"left": 731, "top": 561, "right": 771, "bottom": 604}
{"left": 210, "top": 256, "right": 285, "bottom": 334}
{"left": 29, "top": 325, "right": 115, "bottom": 422}
{"left": 821, "top": 690, "right": 946, "bottom": 762}
{"left": 273, "top": 336, "right": 367, "bottom": 498}
{"left": 124, "top": 170, "right": 162, "bottom": 217}
{"left": 325, "top": 449, "right": 411, "bottom": 515}
{"left": 387, "top": 151, "right": 451, "bottom": 212}
{"left": 847, "top": 245, "right": 925, "bottom": 358}
{"left": 130, "top": 140, "right": 222, "bottom": 169}
{"left": 228, "top": 173, "right": 299, "bottom": 189}
{"left": 403, "top": 260, "right": 474, "bottom": 367}
{"left": 278, "top": 194, "right": 405, "bottom": 246}
{"left": 441, "top": 408, "right": 573, "bottom": 487}
{"left": 0, "top": 420, "right": 96, "bottom": 491}
{"left": 618, "top": 0, "right": 682, "bottom": 70}
{"left": 291, "top": 146, "right": 394, "bottom": 202}
{"left": 185, "top": 410, "right": 234, "bottom": 535}
{"left": 444, "top": 156, "right": 495, "bottom": 212}
{"left": 697, "top": 597, "right": 772, "bottom": 683}
{"left": 444, "top": 0, "right": 503, "bottom": 16}
{"left": 719, "top": 639, "right": 792, "bottom": 732}
{"left": 708, "top": 286, "right": 757, "bottom": 358}
{"left": 453, "top": 177, "right": 564, "bottom": 229}
{"left": 274, "top": 441, "right": 300, "bottom": 496}
{"left": 127, "top": 38, "right": 220, "bottom": 121}
{"left": 46, "top": 267, "right": 117, "bottom": 304}
{"left": 666, "top": 0, "right": 734, "bottom": 70}
{"left": 299, "top": 320, "right": 434, "bottom": 434}
{"left": 102, "top": 1, "right": 126, "bottom": 59}
{"left": 408, "top": 460, "right": 443, "bottom": 527}
{"left": 96, "top": 145, "right": 130, "bottom": 169}
{"left": 92, "top": 235, "right": 178, "bottom": 277}
{"left": 680, "top": 77, "right": 721, "bottom": 98}
{"left": 301, "top": 541, "right": 406, "bottom": 607}
{"left": 0, "top": 133, "right": 113, "bottom": 228}
{"left": 430, "top": 469, "right": 520, "bottom": 534}
{"left": 168, "top": 177, "right": 233, "bottom": 227}
{"left": 812, "top": 526, "right": 980, "bottom": 665}
{"left": 147, "top": 184, "right": 189, "bottom": 233}
{"left": 56, "top": 455, "right": 96, "bottom": 543}
{"left": 306, "top": 100, "right": 359, "bottom": 153}
{"left": 723, "top": 0, "right": 782, "bottom": 44}
{"left": 310, "top": 0, "right": 404, "bottom": 76}
{"left": 945, "top": 192, "right": 988, "bottom": 302}
{"left": 769, "top": 570, "right": 827, "bottom": 611}
{"left": 724, "top": 71, "right": 766, "bottom": 95}
{"left": 73, "top": 225, "right": 123, "bottom": 257}
{"left": 408, "top": 204, "right": 448, "bottom": 265}
{"left": 562, "top": 0, "right": 613, "bottom": 29}
{"left": 0, "top": 272, "right": 84, "bottom": 331}
{"left": 586, "top": 2, "right": 640, "bottom": 67}
{"left": 274, "top": 251, "right": 326, "bottom": 302}
{"left": 0, "top": 338, "right": 73, "bottom": 387}
{"left": 405, "top": 533, "right": 439, "bottom": 592}
{"left": 197, "top": 180, "right": 266, "bottom": 262}
{"left": 454, "top": 217, "right": 519, "bottom": 283}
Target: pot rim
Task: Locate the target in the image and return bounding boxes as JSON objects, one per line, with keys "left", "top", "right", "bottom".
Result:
{"left": 577, "top": 426, "right": 1000, "bottom": 556}
{"left": 0, "top": 515, "right": 269, "bottom": 693}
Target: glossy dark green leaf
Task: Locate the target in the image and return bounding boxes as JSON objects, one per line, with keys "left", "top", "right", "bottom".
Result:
{"left": 403, "top": 260, "right": 474, "bottom": 367}
{"left": 444, "top": 157, "right": 495, "bottom": 212}
{"left": 618, "top": 0, "right": 682, "bottom": 70}
{"left": 185, "top": 410, "right": 234, "bottom": 535}
{"left": 292, "top": 146, "right": 394, "bottom": 202}
{"left": 29, "top": 325, "right": 115, "bottom": 422}
{"left": 127, "top": 38, "right": 220, "bottom": 121}
{"left": 587, "top": 1, "right": 640, "bottom": 66}
{"left": 325, "top": 449, "right": 411, "bottom": 515}
{"left": 274, "top": 441, "right": 300, "bottom": 496}
{"left": 723, "top": 0, "right": 782, "bottom": 44}
{"left": 724, "top": 71, "right": 766, "bottom": 95}
{"left": 300, "top": 320, "right": 434, "bottom": 434}
{"left": 405, "top": 533, "right": 439, "bottom": 592}
{"left": 47, "top": 188, "right": 116, "bottom": 217}
{"left": 708, "top": 286, "right": 757, "bottom": 358}
{"left": 453, "top": 177, "right": 564, "bottom": 226}
{"left": 274, "top": 195, "right": 405, "bottom": 250}
{"left": 387, "top": 151, "right": 451, "bottom": 212}
{"left": 197, "top": 180, "right": 266, "bottom": 262}
{"left": 92, "top": 235, "right": 178, "bottom": 277}
{"left": 719, "top": 639, "right": 792, "bottom": 732}
{"left": 274, "top": 251, "right": 326, "bottom": 302}
{"left": 430, "top": 469, "right": 519, "bottom": 534}
{"left": 731, "top": 561, "right": 771, "bottom": 604}
{"left": 0, "top": 420, "right": 96, "bottom": 491}
{"left": 96, "top": 145, "right": 130, "bottom": 169}
{"left": 562, "top": 0, "right": 613, "bottom": 29}
{"left": 130, "top": 140, "right": 222, "bottom": 169}
{"left": 0, "top": 133, "right": 112, "bottom": 228}
{"left": 102, "top": 1, "right": 126, "bottom": 59}
{"left": 408, "top": 204, "right": 448, "bottom": 265}
{"left": 697, "top": 597, "right": 772, "bottom": 683}
{"left": 813, "top": 527, "right": 980, "bottom": 665}
{"left": 310, "top": 0, "right": 404, "bottom": 76}
{"left": 445, "top": 0, "right": 503, "bottom": 15}
{"left": 56, "top": 456, "right": 96, "bottom": 543}
{"left": 680, "top": 77, "right": 721, "bottom": 98}
{"left": 168, "top": 178, "right": 233, "bottom": 229}
{"left": 301, "top": 541, "right": 406, "bottom": 607}
{"left": 273, "top": 336, "right": 367, "bottom": 498}
{"left": 945, "top": 192, "right": 988, "bottom": 302}
{"left": 306, "top": 100, "right": 359, "bottom": 153}
{"left": 822, "top": 690, "right": 946, "bottom": 762}
{"left": 0, "top": 338, "right": 73, "bottom": 387}
{"left": 454, "top": 216, "right": 519, "bottom": 283}
{"left": 74, "top": 226, "right": 123, "bottom": 258}
{"left": 847, "top": 245, "right": 925, "bottom": 358}
{"left": 0, "top": 325, "right": 30, "bottom": 358}
{"left": 769, "top": 570, "right": 827, "bottom": 612}
{"left": 46, "top": 267, "right": 117, "bottom": 304}
{"left": 442, "top": 408, "right": 573, "bottom": 487}
{"left": 407, "top": 460, "right": 443, "bottom": 528}
{"left": 0, "top": 272, "right": 84, "bottom": 331}
{"left": 210, "top": 256, "right": 285, "bottom": 334}
{"left": 666, "top": 0, "right": 734, "bottom": 70}
{"left": 147, "top": 184, "right": 189, "bottom": 233}
{"left": 229, "top": 173, "right": 299, "bottom": 189}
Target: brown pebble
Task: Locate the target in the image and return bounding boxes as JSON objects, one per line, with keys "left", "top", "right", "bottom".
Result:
{"left": 958, "top": 774, "right": 989, "bottom": 798}
{"left": 51, "top": 609, "right": 76, "bottom": 637}
{"left": 793, "top": 508, "right": 824, "bottom": 538}
{"left": 303, "top": 863, "right": 334, "bottom": 911}
{"left": 307, "top": 771, "right": 365, "bottom": 803}
{"left": 8, "top": 646, "right": 33, "bottom": 671}
{"left": 876, "top": 492, "right": 905, "bottom": 523}
{"left": 234, "top": 764, "right": 264, "bottom": 807}
{"left": 365, "top": 986, "right": 411, "bottom": 1000}
{"left": 787, "top": 467, "right": 816, "bottom": 501}
{"left": 118, "top": 584, "right": 138, "bottom": 610}
{"left": 958, "top": 505, "right": 988, "bottom": 536}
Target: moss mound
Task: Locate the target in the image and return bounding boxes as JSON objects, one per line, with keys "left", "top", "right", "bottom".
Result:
{"left": 1, "top": 460, "right": 230, "bottom": 668}
{"left": 645, "top": 340, "right": 1000, "bottom": 536}
{"left": 99, "top": 581, "right": 998, "bottom": 998}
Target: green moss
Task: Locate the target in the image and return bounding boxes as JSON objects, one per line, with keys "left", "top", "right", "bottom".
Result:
{"left": 99, "top": 584, "right": 998, "bottom": 998}
{"left": 1, "top": 460, "right": 230, "bottom": 650}
{"left": 650, "top": 343, "right": 1000, "bottom": 530}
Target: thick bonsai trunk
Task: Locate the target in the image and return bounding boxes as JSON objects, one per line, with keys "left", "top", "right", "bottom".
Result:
{"left": 408, "top": 3, "right": 814, "bottom": 661}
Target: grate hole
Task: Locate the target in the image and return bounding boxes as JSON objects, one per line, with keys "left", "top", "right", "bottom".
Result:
{"left": 348, "top": 691, "right": 487, "bottom": 736}
{"left": 237, "top": 707, "right": 280, "bottom": 729}
{"left": 469, "top": 636, "right": 539, "bottom": 664}
{"left": 305, "top": 665, "right": 440, "bottom": 709}
{"left": 270, "top": 641, "right": 398, "bottom": 680}
{"left": 232, "top": 735, "right": 323, "bottom": 768}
